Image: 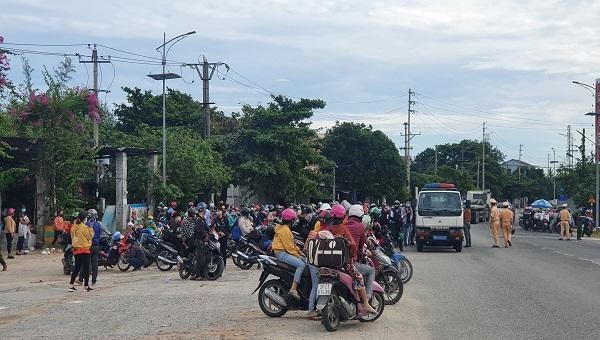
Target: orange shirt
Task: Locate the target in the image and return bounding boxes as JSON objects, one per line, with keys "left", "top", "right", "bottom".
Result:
{"left": 53, "top": 216, "right": 64, "bottom": 231}
{"left": 500, "top": 209, "right": 514, "bottom": 226}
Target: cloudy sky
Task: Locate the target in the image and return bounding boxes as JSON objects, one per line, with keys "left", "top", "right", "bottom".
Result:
{"left": 2, "top": 0, "right": 600, "bottom": 169}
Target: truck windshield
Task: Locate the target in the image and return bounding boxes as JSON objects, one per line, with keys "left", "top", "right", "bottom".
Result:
{"left": 418, "top": 192, "right": 462, "bottom": 216}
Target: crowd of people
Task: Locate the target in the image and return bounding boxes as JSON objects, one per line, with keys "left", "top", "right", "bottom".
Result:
{"left": 0, "top": 206, "right": 34, "bottom": 271}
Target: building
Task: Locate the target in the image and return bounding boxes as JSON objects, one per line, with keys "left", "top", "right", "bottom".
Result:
{"left": 501, "top": 159, "right": 534, "bottom": 174}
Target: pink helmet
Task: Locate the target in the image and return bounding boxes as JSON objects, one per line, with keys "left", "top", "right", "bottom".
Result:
{"left": 331, "top": 204, "right": 346, "bottom": 219}
{"left": 7, "top": 208, "right": 15, "bottom": 216}
{"left": 281, "top": 208, "right": 297, "bottom": 221}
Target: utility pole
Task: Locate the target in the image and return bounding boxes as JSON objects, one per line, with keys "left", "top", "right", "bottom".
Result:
{"left": 434, "top": 145, "right": 438, "bottom": 177}
{"left": 476, "top": 160, "right": 480, "bottom": 188}
{"left": 332, "top": 163, "right": 338, "bottom": 201}
{"left": 79, "top": 44, "right": 110, "bottom": 147}
{"left": 461, "top": 145, "right": 464, "bottom": 173}
{"left": 482, "top": 122, "right": 486, "bottom": 190}
{"left": 190, "top": 57, "right": 228, "bottom": 138}
{"left": 401, "top": 89, "right": 419, "bottom": 196}
{"left": 518, "top": 144, "right": 523, "bottom": 178}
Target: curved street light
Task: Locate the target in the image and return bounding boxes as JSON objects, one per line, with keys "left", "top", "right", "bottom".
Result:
{"left": 148, "top": 31, "right": 196, "bottom": 186}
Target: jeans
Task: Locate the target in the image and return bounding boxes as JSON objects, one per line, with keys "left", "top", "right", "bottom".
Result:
{"left": 464, "top": 222, "right": 471, "bottom": 246}
{"left": 16, "top": 236, "right": 25, "bottom": 252}
{"left": 90, "top": 246, "right": 100, "bottom": 284}
{"left": 308, "top": 264, "right": 319, "bottom": 311}
{"left": 401, "top": 223, "right": 408, "bottom": 246}
{"left": 70, "top": 253, "right": 90, "bottom": 286}
{"left": 275, "top": 251, "right": 305, "bottom": 284}
{"left": 5, "top": 233, "right": 13, "bottom": 254}
{"left": 128, "top": 257, "right": 144, "bottom": 269}
{"left": 355, "top": 262, "right": 375, "bottom": 299}
{"left": 407, "top": 222, "right": 415, "bottom": 244}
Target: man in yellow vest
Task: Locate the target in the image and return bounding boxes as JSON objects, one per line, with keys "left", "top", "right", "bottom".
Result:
{"left": 489, "top": 199, "right": 500, "bottom": 248}
{"left": 500, "top": 202, "right": 514, "bottom": 247}
{"left": 558, "top": 204, "right": 571, "bottom": 241}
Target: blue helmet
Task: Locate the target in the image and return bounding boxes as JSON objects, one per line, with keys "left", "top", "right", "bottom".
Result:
{"left": 111, "top": 231, "right": 122, "bottom": 241}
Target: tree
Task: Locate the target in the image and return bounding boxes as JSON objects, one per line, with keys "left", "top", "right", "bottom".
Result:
{"left": 4, "top": 57, "right": 99, "bottom": 215}
{"left": 232, "top": 95, "right": 331, "bottom": 202}
{"left": 322, "top": 122, "right": 406, "bottom": 201}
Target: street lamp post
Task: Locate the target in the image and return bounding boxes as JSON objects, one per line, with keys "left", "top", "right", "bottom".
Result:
{"left": 573, "top": 79, "right": 600, "bottom": 229}
{"left": 148, "top": 31, "right": 196, "bottom": 186}
{"left": 551, "top": 148, "right": 557, "bottom": 203}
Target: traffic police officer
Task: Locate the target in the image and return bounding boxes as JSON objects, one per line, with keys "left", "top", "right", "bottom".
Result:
{"left": 500, "top": 202, "right": 514, "bottom": 247}
{"left": 489, "top": 199, "right": 500, "bottom": 248}
{"left": 558, "top": 204, "right": 571, "bottom": 241}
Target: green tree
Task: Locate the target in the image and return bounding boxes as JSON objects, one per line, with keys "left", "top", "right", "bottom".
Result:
{"left": 232, "top": 95, "right": 331, "bottom": 202}
{"left": 322, "top": 122, "right": 406, "bottom": 201}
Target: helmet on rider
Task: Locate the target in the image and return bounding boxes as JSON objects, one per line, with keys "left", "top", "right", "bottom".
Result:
{"left": 7, "top": 208, "right": 15, "bottom": 216}
{"left": 241, "top": 207, "right": 252, "bottom": 217}
{"left": 348, "top": 204, "right": 364, "bottom": 218}
{"left": 319, "top": 210, "right": 334, "bottom": 225}
{"left": 394, "top": 200, "right": 400, "bottom": 205}
{"left": 319, "top": 203, "right": 332, "bottom": 212}
{"left": 87, "top": 208, "right": 98, "bottom": 218}
{"left": 196, "top": 202, "right": 207, "bottom": 210}
{"left": 187, "top": 207, "right": 198, "bottom": 217}
{"left": 281, "top": 208, "right": 297, "bottom": 222}
{"left": 341, "top": 200, "right": 351, "bottom": 212}
{"left": 330, "top": 204, "right": 346, "bottom": 219}
{"left": 370, "top": 207, "right": 381, "bottom": 217}
{"left": 111, "top": 231, "right": 123, "bottom": 241}
{"left": 170, "top": 201, "right": 177, "bottom": 208}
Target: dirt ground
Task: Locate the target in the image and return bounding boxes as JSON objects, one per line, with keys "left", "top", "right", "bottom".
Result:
{"left": 0, "top": 250, "right": 426, "bottom": 340}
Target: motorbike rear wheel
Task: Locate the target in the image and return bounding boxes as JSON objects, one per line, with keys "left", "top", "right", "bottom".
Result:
{"left": 156, "top": 250, "right": 174, "bottom": 272}
{"left": 258, "top": 279, "right": 289, "bottom": 317}
{"left": 178, "top": 262, "right": 192, "bottom": 279}
{"left": 117, "top": 253, "right": 131, "bottom": 272}
{"left": 358, "top": 291, "right": 385, "bottom": 322}
{"left": 205, "top": 257, "right": 224, "bottom": 281}
{"left": 397, "top": 258, "right": 413, "bottom": 284}
{"left": 378, "top": 269, "right": 403, "bottom": 305}
{"left": 321, "top": 293, "right": 341, "bottom": 332}
{"left": 234, "top": 246, "right": 255, "bottom": 270}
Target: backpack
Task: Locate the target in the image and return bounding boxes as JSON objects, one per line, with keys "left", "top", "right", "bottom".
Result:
{"left": 306, "top": 237, "right": 348, "bottom": 268}
{"left": 231, "top": 218, "right": 242, "bottom": 241}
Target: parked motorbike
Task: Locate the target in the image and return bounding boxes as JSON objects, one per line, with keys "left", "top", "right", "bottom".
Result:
{"left": 366, "top": 236, "right": 403, "bottom": 305}
{"left": 316, "top": 266, "right": 385, "bottom": 332}
{"left": 98, "top": 233, "right": 127, "bottom": 269}
{"left": 578, "top": 216, "right": 594, "bottom": 238}
{"left": 177, "top": 230, "right": 224, "bottom": 280}
{"left": 61, "top": 244, "right": 74, "bottom": 275}
{"left": 372, "top": 228, "right": 413, "bottom": 284}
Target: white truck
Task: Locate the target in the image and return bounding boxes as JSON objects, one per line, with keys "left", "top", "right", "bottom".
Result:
{"left": 466, "top": 190, "right": 491, "bottom": 224}
{"left": 415, "top": 183, "right": 464, "bottom": 252}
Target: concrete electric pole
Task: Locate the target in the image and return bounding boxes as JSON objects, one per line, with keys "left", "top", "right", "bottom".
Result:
{"left": 401, "top": 89, "right": 420, "bottom": 196}
{"left": 190, "top": 57, "right": 228, "bottom": 139}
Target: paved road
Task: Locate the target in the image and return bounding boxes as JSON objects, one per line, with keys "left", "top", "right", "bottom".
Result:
{"left": 410, "top": 223, "right": 600, "bottom": 339}
{"left": 1, "top": 225, "right": 599, "bottom": 339}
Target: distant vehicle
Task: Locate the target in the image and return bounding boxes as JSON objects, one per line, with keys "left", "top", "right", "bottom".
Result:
{"left": 415, "top": 183, "right": 464, "bottom": 252}
{"left": 466, "top": 190, "right": 491, "bottom": 223}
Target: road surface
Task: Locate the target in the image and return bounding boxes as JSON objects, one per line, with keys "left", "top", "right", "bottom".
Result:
{"left": 1, "top": 225, "right": 599, "bottom": 339}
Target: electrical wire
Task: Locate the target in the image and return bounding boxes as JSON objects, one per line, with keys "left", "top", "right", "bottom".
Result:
{"left": 1, "top": 42, "right": 90, "bottom": 47}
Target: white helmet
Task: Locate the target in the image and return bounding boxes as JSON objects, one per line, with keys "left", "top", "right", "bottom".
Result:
{"left": 348, "top": 204, "right": 364, "bottom": 218}
{"left": 319, "top": 203, "right": 332, "bottom": 211}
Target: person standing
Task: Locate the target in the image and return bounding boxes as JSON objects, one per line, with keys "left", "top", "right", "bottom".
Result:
{"left": 500, "top": 202, "right": 514, "bottom": 247}
{"left": 3, "top": 208, "right": 16, "bottom": 259}
{"left": 489, "top": 199, "right": 500, "bottom": 248}
{"left": 68, "top": 212, "right": 94, "bottom": 292}
{"left": 558, "top": 204, "right": 572, "bottom": 241}
{"left": 16, "top": 212, "right": 30, "bottom": 255}
{"left": 86, "top": 209, "right": 105, "bottom": 286}
{"left": 52, "top": 210, "right": 65, "bottom": 248}
{"left": 463, "top": 201, "right": 472, "bottom": 248}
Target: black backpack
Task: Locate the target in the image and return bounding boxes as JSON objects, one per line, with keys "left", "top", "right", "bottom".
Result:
{"left": 306, "top": 237, "right": 348, "bottom": 268}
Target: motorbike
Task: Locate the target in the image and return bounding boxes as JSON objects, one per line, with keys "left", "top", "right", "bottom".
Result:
{"left": 578, "top": 216, "right": 594, "bottom": 238}
{"left": 316, "top": 266, "right": 385, "bottom": 332}
{"left": 366, "top": 236, "right": 404, "bottom": 305}
{"left": 177, "top": 230, "right": 225, "bottom": 280}
{"left": 98, "top": 234, "right": 127, "bottom": 269}
{"left": 372, "top": 227, "right": 413, "bottom": 284}
{"left": 251, "top": 254, "right": 314, "bottom": 316}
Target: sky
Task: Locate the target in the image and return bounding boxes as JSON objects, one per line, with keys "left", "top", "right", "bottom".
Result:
{"left": 2, "top": 0, "right": 600, "bottom": 169}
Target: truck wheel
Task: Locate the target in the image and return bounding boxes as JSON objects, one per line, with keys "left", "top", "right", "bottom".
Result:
{"left": 416, "top": 241, "right": 423, "bottom": 252}
{"left": 454, "top": 243, "right": 462, "bottom": 252}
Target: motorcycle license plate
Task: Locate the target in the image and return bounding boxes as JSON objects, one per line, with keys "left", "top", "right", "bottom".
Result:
{"left": 433, "top": 235, "right": 447, "bottom": 241}
{"left": 317, "top": 283, "right": 332, "bottom": 296}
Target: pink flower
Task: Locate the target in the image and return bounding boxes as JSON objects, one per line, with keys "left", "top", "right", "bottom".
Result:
{"left": 87, "top": 92, "right": 101, "bottom": 123}
{"left": 32, "top": 120, "right": 43, "bottom": 127}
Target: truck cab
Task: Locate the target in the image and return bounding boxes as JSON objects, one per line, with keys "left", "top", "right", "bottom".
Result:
{"left": 466, "top": 190, "right": 491, "bottom": 223}
{"left": 415, "top": 183, "right": 464, "bottom": 252}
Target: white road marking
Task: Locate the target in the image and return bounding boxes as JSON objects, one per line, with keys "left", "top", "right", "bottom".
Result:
{"left": 0, "top": 306, "right": 7, "bottom": 310}
{"left": 66, "top": 300, "right": 84, "bottom": 304}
